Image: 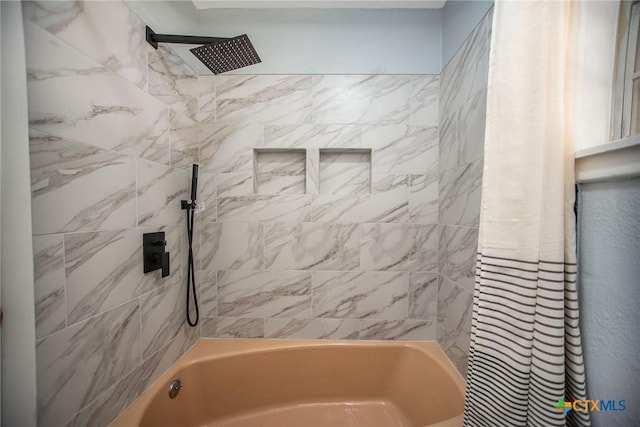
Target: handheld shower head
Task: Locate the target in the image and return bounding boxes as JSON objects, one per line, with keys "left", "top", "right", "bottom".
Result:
{"left": 190, "top": 164, "right": 198, "bottom": 202}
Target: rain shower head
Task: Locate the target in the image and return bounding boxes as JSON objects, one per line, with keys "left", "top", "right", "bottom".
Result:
{"left": 146, "top": 26, "right": 261, "bottom": 74}
{"left": 190, "top": 35, "right": 261, "bottom": 75}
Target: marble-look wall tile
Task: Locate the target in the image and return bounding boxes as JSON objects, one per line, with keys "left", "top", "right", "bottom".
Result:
{"left": 217, "top": 173, "right": 253, "bottom": 198}
{"left": 409, "top": 174, "right": 438, "bottom": 224}
{"left": 255, "top": 150, "right": 306, "bottom": 195}
{"left": 198, "top": 172, "right": 217, "bottom": 223}
{"left": 22, "top": 0, "right": 147, "bottom": 89}
{"left": 201, "top": 317, "right": 264, "bottom": 338}
{"left": 218, "top": 195, "right": 311, "bottom": 223}
{"left": 440, "top": 12, "right": 490, "bottom": 119}
{"left": 311, "top": 177, "right": 408, "bottom": 224}
{"left": 438, "top": 226, "right": 478, "bottom": 293}
{"left": 64, "top": 226, "right": 181, "bottom": 325}
{"left": 265, "top": 223, "right": 359, "bottom": 271}
{"left": 360, "top": 224, "right": 438, "bottom": 272}
{"left": 25, "top": 21, "right": 170, "bottom": 164}
{"left": 438, "top": 276, "right": 473, "bottom": 375}
{"left": 218, "top": 270, "right": 311, "bottom": 318}
{"left": 67, "top": 332, "right": 185, "bottom": 427}
{"left": 214, "top": 75, "right": 312, "bottom": 125}
{"left": 313, "top": 271, "right": 408, "bottom": 320}
{"left": 199, "top": 123, "right": 262, "bottom": 174}
{"left": 148, "top": 45, "right": 198, "bottom": 119}
{"left": 200, "top": 222, "right": 264, "bottom": 270}
{"left": 319, "top": 150, "right": 371, "bottom": 195}
{"left": 359, "top": 319, "right": 435, "bottom": 341}
{"left": 457, "top": 88, "right": 487, "bottom": 166}
{"left": 312, "top": 75, "right": 410, "bottom": 125}
{"left": 137, "top": 159, "right": 189, "bottom": 227}
{"left": 264, "top": 318, "right": 359, "bottom": 340}
{"left": 264, "top": 124, "right": 362, "bottom": 149}
{"left": 29, "top": 130, "right": 136, "bottom": 235}
{"left": 170, "top": 110, "right": 198, "bottom": 168}
{"left": 306, "top": 149, "right": 320, "bottom": 195}
{"left": 439, "top": 160, "right": 483, "bottom": 227}
{"left": 140, "top": 280, "right": 185, "bottom": 360}
{"left": 36, "top": 300, "right": 141, "bottom": 427}
{"left": 33, "top": 235, "right": 66, "bottom": 339}
{"left": 410, "top": 75, "right": 439, "bottom": 126}
{"left": 365, "top": 125, "right": 439, "bottom": 178}
{"left": 197, "top": 76, "right": 216, "bottom": 121}
{"left": 198, "top": 270, "right": 217, "bottom": 318}
{"left": 439, "top": 112, "right": 458, "bottom": 173}
{"left": 409, "top": 272, "right": 438, "bottom": 320}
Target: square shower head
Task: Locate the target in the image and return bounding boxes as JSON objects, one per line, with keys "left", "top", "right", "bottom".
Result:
{"left": 190, "top": 34, "right": 261, "bottom": 75}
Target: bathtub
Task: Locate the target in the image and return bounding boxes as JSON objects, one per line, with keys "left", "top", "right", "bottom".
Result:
{"left": 113, "top": 339, "right": 465, "bottom": 427}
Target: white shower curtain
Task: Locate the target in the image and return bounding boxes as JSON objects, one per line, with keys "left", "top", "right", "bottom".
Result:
{"left": 463, "top": 2, "right": 590, "bottom": 426}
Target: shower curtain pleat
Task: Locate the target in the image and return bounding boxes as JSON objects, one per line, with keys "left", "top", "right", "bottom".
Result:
{"left": 463, "top": 2, "right": 590, "bottom": 426}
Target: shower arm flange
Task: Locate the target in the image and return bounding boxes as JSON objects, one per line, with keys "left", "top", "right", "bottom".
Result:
{"left": 146, "top": 26, "right": 229, "bottom": 49}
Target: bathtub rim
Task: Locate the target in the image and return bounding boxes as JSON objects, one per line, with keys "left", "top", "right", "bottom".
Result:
{"left": 111, "top": 338, "right": 465, "bottom": 427}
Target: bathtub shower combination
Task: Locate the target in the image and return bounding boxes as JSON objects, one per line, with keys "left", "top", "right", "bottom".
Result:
{"left": 113, "top": 340, "right": 465, "bottom": 427}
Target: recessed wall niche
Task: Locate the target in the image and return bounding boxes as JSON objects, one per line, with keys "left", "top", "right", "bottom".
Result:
{"left": 253, "top": 148, "right": 306, "bottom": 194}
{"left": 319, "top": 148, "right": 372, "bottom": 195}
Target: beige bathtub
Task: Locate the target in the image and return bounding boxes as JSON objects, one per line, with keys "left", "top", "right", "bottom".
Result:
{"left": 113, "top": 339, "right": 465, "bottom": 427}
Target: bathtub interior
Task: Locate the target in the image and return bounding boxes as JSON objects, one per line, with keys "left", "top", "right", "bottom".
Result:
{"left": 121, "top": 341, "right": 464, "bottom": 427}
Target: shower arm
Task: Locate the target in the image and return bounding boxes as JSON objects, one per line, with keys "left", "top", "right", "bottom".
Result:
{"left": 146, "top": 26, "right": 229, "bottom": 49}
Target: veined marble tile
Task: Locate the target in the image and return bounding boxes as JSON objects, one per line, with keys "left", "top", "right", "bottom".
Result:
{"left": 36, "top": 300, "right": 141, "bottom": 427}
{"left": 311, "top": 177, "right": 408, "bottom": 224}
{"left": 306, "top": 149, "right": 320, "bottom": 195}
{"left": 437, "top": 275, "right": 473, "bottom": 366}
{"left": 215, "top": 75, "right": 312, "bottom": 125}
{"left": 440, "top": 12, "right": 490, "bottom": 119}
{"left": 312, "top": 75, "right": 410, "bottom": 125}
{"left": 201, "top": 317, "right": 264, "bottom": 338}
{"left": 457, "top": 88, "right": 487, "bottom": 166}
{"left": 198, "top": 270, "right": 217, "bottom": 318}
{"left": 197, "top": 76, "right": 216, "bottom": 121}
{"left": 319, "top": 150, "right": 371, "bottom": 195}
{"left": 64, "top": 225, "right": 181, "bottom": 325}
{"left": 364, "top": 125, "right": 438, "bottom": 178}
{"left": 200, "top": 222, "right": 264, "bottom": 270}
{"left": 263, "top": 124, "right": 362, "bottom": 149}
{"left": 265, "top": 223, "right": 359, "bottom": 271}
{"left": 409, "top": 174, "right": 438, "bottom": 224}
{"left": 255, "top": 150, "right": 306, "bottom": 195}
{"left": 217, "top": 173, "right": 253, "bottom": 198}
{"left": 218, "top": 270, "right": 311, "bottom": 318}
{"left": 137, "top": 159, "right": 189, "bottom": 227}
{"left": 439, "top": 111, "right": 458, "bottom": 173}
{"left": 140, "top": 279, "right": 185, "bottom": 359}
{"left": 265, "top": 318, "right": 359, "bottom": 340}
{"left": 199, "top": 123, "right": 262, "bottom": 174}
{"left": 67, "top": 332, "right": 185, "bottom": 427}
{"left": 218, "top": 195, "right": 311, "bottom": 223}
{"left": 360, "top": 223, "right": 438, "bottom": 272}
{"left": 148, "top": 45, "right": 198, "bottom": 120}
{"left": 25, "top": 21, "right": 170, "bottom": 164}
{"left": 312, "top": 271, "right": 408, "bottom": 320}
{"left": 29, "top": 130, "right": 136, "bottom": 235}
{"left": 359, "top": 319, "right": 435, "bottom": 341}
{"left": 199, "top": 172, "right": 217, "bottom": 223}
{"left": 409, "top": 272, "right": 438, "bottom": 320}
{"left": 411, "top": 75, "right": 439, "bottom": 126}
{"left": 22, "top": 0, "right": 147, "bottom": 89}
{"left": 438, "top": 226, "right": 478, "bottom": 292}
{"left": 33, "top": 235, "right": 66, "bottom": 339}
{"left": 170, "top": 110, "right": 198, "bottom": 168}
{"left": 439, "top": 160, "right": 483, "bottom": 227}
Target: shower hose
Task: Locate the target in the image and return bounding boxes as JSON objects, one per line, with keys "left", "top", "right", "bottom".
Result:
{"left": 186, "top": 204, "right": 199, "bottom": 326}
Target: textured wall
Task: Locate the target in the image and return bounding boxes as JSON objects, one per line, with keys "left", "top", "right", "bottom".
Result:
{"left": 23, "top": 1, "right": 199, "bottom": 426}
{"left": 578, "top": 178, "right": 640, "bottom": 427}
{"left": 437, "top": 9, "right": 491, "bottom": 376}
{"left": 194, "top": 74, "right": 441, "bottom": 341}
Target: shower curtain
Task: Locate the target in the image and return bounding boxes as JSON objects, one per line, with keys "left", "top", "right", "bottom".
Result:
{"left": 463, "top": 2, "right": 590, "bottom": 426}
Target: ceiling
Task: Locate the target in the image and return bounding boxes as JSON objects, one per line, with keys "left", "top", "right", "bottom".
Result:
{"left": 192, "top": 0, "right": 447, "bottom": 9}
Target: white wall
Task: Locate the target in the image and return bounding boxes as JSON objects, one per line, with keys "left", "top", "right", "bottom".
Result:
{"left": 578, "top": 178, "right": 640, "bottom": 427}
{"left": 441, "top": 0, "right": 493, "bottom": 67}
